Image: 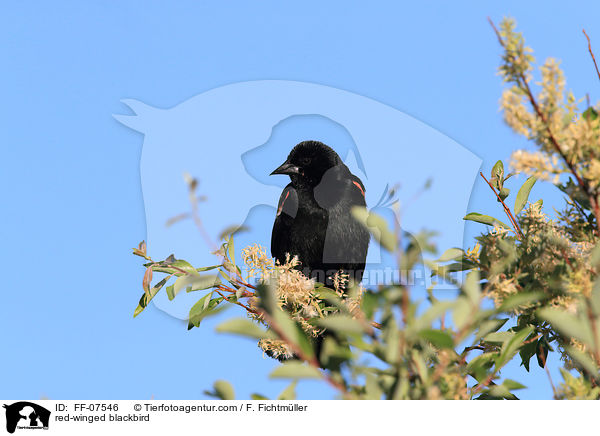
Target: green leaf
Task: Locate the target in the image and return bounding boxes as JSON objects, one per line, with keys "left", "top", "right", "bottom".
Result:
{"left": 498, "top": 187, "right": 510, "bottom": 201}
{"left": 360, "top": 290, "right": 379, "bottom": 320}
{"left": 276, "top": 381, "right": 298, "bottom": 400}
{"left": 498, "top": 292, "right": 543, "bottom": 312}
{"left": 412, "top": 351, "right": 430, "bottom": 384}
{"left": 503, "top": 379, "right": 526, "bottom": 391}
{"left": 256, "top": 283, "right": 315, "bottom": 359}
{"left": 418, "top": 329, "right": 454, "bottom": 349}
{"left": 316, "top": 315, "right": 365, "bottom": 334}
{"left": 498, "top": 326, "right": 534, "bottom": 367}
{"left": 491, "top": 160, "right": 505, "bottom": 190}
{"left": 462, "top": 270, "right": 481, "bottom": 305}
{"left": 133, "top": 276, "right": 170, "bottom": 317}
{"left": 467, "top": 353, "right": 497, "bottom": 381}
{"left": 592, "top": 278, "right": 600, "bottom": 316}
{"left": 365, "top": 373, "right": 383, "bottom": 400}
{"left": 518, "top": 331, "right": 538, "bottom": 371}
{"left": 430, "top": 260, "right": 477, "bottom": 277}
{"left": 319, "top": 336, "right": 354, "bottom": 367}
{"left": 452, "top": 297, "right": 472, "bottom": 330}
{"left": 218, "top": 224, "right": 248, "bottom": 241}
{"left": 160, "top": 259, "right": 198, "bottom": 275}
{"left": 487, "top": 384, "right": 518, "bottom": 400}
{"left": 437, "top": 247, "right": 464, "bottom": 262}
{"left": 503, "top": 172, "right": 516, "bottom": 182}
{"left": 583, "top": 106, "right": 598, "bottom": 121}
{"left": 250, "top": 393, "right": 269, "bottom": 400}
{"left": 269, "top": 362, "right": 322, "bottom": 379}
{"left": 215, "top": 318, "right": 273, "bottom": 339}
{"left": 411, "top": 301, "right": 454, "bottom": 332}
{"left": 537, "top": 308, "right": 594, "bottom": 347}
{"left": 535, "top": 336, "right": 550, "bottom": 368}
{"left": 167, "top": 273, "right": 221, "bottom": 300}
{"left": 484, "top": 331, "right": 515, "bottom": 345}
{"left": 558, "top": 178, "right": 591, "bottom": 209}
{"left": 475, "top": 318, "right": 509, "bottom": 342}
{"left": 382, "top": 317, "right": 400, "bottom": 364}
{"left": 463, "top": 213, "right": 510, "bottom": 229}
{"left": 351, "top": 206, "right": 395, "bottom": 252}
{"left": 514, "top": 176, "right": 537, "bottom": 215}
{"left": 213, "top": 380, "right": 235, "bottom": 400}
{"left": 592, "top": 243, "right": 600, "bottom": 268}
{"left": 227, "top": 234, "right": 235, "bottom": 265}
{"left": 195, "top": 265, "right": 222, "bottom": 273}
{"left": 565, "top": 346, "right": 600, "bottom": 377}
{"left": 187, "top": 295, "right": 225, "bottom": 330}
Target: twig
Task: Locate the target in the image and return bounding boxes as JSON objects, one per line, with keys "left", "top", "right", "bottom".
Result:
{"left": 522, "top": 334, "right": 542, "bottom": 345}
{"left": 458, "top": 345, "right": 485, "bottom": 366}
{"left": 213, "top": 287, "right": 258, "bottom": 314}
{"left": 479, "top": 172, "right": 524, "bottom": 239}
{"left": 371, "top": 321, "right": 382, "bottom": 330}
{"left": 583, "top": 29, "right": 600, "bottom": 82}
{"left": 233, "top": 277, "right": 257, "bottom": 290}
{"left": 538, "top": 348, "right": 558, "bottom": 399}
{"left": 471, "top": 369, "right": 499, "bottom": 396}
{"left": 488, "top": 16, "right": 504, "bottom": 46}
{"left": 185, "top": 178, "right": 218, "bottom": 251}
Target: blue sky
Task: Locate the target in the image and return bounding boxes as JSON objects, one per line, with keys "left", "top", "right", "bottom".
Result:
{"left": 1, "top": 1, "right": 599, "bottom": 400}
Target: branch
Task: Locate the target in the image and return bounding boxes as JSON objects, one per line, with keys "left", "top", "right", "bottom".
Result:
{"left": 488, "top": 17, "right": 600, "bottom": 235}
{"left": 583, "top": 29, "right": 600, "bottom": 82}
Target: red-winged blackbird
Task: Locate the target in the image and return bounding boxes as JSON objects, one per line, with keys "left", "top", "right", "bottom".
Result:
{"left": 269, "top": 141, "right": 370, "bottom": 364}
{"left": 270, "top": 140, "right": 370, "bottom": 288}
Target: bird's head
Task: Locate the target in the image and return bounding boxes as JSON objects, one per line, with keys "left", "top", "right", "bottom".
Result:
{"left": 270, "top": 140, "right": 342, "bottom": 187}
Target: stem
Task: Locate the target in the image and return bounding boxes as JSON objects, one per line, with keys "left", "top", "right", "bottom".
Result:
{"left": 479, "top": 172, "right": 524, "bottom": 239}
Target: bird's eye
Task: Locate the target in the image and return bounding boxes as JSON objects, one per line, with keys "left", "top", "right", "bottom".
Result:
{"left": 300, "top": 157, "right": 311, "bottom": 166}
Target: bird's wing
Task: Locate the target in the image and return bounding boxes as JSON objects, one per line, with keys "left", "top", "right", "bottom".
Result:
{"left": 276, "top": 183, "right": 298, "bottom": 218}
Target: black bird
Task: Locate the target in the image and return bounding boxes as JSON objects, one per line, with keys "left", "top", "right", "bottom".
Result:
{"left": 270, "top": 140, "right": 370, "bottom": 287}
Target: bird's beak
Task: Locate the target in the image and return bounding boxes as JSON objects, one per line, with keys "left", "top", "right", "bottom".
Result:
{"left": 270, "top": 161, "right": 300, "bottom": 176}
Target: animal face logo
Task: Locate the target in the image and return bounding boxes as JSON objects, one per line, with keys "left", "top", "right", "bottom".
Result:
{"left": 115, "top": 80, "right": 481, "bottom": 319}
{"left": 3, "top": 402, "right": 50, "bottom": 433}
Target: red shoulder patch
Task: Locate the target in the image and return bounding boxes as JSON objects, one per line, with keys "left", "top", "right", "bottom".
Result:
{"left": 352, "top": 180, "right": 365, "bottom": 197}
{"left": 277, "top": 189, "right": 290, "bottom": 216}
